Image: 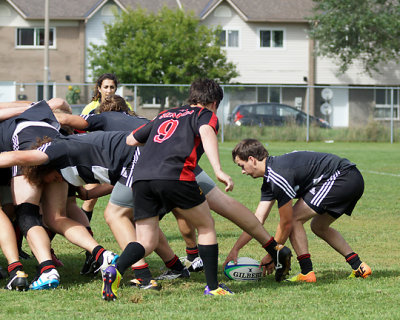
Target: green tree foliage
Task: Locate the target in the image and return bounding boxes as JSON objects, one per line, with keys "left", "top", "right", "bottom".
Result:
{"left": 308, "top": 0, "right": 400, "bottom": 74}
{"left": 88, "top": 6, "right": 238, "bottom": 84}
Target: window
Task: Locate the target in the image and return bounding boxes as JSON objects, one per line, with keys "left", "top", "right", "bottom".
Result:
{"left": 259, "top": 30, "right": 284, "bottom": 48}
{"left": 374, "top": 89, "right": 399, "bottom": 119}
{"left": 257, "top": 87, "right": 281, "bottom": 103}
{"left": 219, "top": 29, "right": 239, "bottom": 48}
{"left": 16, "top": 28, "right": 55, "bottom": 48}
{"left": 37, "top": 84, "right": 54, "bottom": 101}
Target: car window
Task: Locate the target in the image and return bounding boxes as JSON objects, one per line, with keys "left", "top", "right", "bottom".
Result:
{"left": 255, "top": 105, "right": 273, "bottom": 115}
{"left": 240, "top": 105, "right": 253, "bottom": 114}
{"left": 277, "top": 106, "right": 298, "bottom": 117}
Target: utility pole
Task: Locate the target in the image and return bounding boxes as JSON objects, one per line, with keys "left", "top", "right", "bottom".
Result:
{"left": 44, "top": 0, "right": 49, "bottom": 100}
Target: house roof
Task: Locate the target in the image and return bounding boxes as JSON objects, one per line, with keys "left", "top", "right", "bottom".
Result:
{"left": 200, "top": 0, "right": 315, "bottom": 22}
{"left": 6, "top": 0, "right": 315, "bottom": 22}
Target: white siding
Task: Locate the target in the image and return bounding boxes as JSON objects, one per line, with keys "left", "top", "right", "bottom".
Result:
{"left": 0, "top": 81, "right": 16, "bottom": 101}
{"left": 202, "top": 5, "right": 309, "bottom": 84}
{"left": 85, "top": 2, "right": 122, "bottom": 82}
{"left": 316, "top": 55, "right": 400, "bottom": 86}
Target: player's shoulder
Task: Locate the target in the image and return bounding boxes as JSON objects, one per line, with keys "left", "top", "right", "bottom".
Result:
{"left": 80, "top": 101, "right": 99, "bottom": 115}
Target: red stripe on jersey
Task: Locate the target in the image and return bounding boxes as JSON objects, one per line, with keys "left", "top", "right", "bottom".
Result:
{"left": 179, "top": 136, "right": 201, "bottom": 181}
{"left": 131, "top": 123, "right": 147, "bottom": 136}
{"left": 208, "top": 112, "right": 218, "bottom": 134}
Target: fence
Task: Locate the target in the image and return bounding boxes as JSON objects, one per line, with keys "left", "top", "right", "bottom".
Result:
{"left": 1, "top": 82, "right": 398, "bottom": 143}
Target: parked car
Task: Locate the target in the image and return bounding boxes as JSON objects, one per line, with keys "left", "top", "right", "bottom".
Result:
{"left": 228, "top": 102, "right": 331, "bottom": 128}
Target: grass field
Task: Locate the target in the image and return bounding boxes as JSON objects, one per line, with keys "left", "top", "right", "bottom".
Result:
{"left": 0, "top": 141, "right": 399, "bottom": 320}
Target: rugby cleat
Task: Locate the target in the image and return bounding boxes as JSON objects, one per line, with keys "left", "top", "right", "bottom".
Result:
{"left": 204, "top": 283, "right": 234, "bottom": 296}
{"left": 80, "top": 251, "right": 97, "bottom": 275}
{"left": 181, "top": 256, "right": 204, "bottom": 272}
{"left": 274, "top": 244, "right": 292, "bottom": 282}
{"left": 349, "top": 262, "right": 372, "bottom": 279}
{"left": 96, "top": 251, "right": 119, "bottom": 277}
{"left": 129, "top": 278, "right": 162, "bottom": 291}
{"left": 156, "top": 268, "right": 190, "bottom": 280}
{"left": 102, "top": 265, "right": 121, "bottom": 301}
{"left": 29, "top": 269, "right": 59, "bottom": 290}
{"left": 286, "top": 271, "right": 316, "bottom": 283}
{"left": 5, "top": 271, "right": 29, "bottom": 291}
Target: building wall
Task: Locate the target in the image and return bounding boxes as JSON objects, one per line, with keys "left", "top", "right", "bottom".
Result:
{"left": 202, "top": 4, "right": 309, "bottom": 85}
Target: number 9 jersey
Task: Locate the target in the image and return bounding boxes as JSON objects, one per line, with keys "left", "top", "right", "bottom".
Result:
{"left": 131, "top": 105, "right": 218, "bottom": 182}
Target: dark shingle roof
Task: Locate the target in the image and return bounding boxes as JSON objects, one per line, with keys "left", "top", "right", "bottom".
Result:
{"left": 7, "top": 0, "right": 315, "bottom": 21}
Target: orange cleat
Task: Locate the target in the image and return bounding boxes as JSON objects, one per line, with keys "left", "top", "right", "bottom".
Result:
{"left": 286, "top": 271, "right": 316, "bottom": 283}
{"left": 349, "top": 262, "right": 372, "bottom": 279}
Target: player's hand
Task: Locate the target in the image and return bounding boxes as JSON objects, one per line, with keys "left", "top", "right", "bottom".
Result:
{"left": 260, "top": 254, "right": 275, "bottom": 276}
{"left": 76, "top": 186, "right": 88, "bottom": 200}
{"left": 215, "top": 170, "right": 234, "bottom": 192}
{"left": 223, "top": 248, "right": 239, "bottom": 269}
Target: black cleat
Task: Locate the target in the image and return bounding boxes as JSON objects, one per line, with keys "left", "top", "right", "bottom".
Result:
{"left": 80, "top": 251, "right": 98, "bottom": 276}
{"left": 5, "top": 271, "right": 29, "bottom": 291}
{"left": 274, "top": 245, "right": 292, "bottom": 282}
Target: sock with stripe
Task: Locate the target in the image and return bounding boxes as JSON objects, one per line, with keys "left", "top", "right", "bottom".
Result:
{"left": 186, "top": 246, "right": 199, "bottom": 262}
{"left": 38, "top": 260, "right": 56, "bottom": 275}
{"left": 8, "top": 261, "right": 24, "bottom": 278}
{"left": 345, "top": 252, "right": 362, "bottom": 270}
{"left": 297, "top": 253, "right": 313, "bottom": 274}
{"left": 262, "top": 237, "right": 279, "bottom": 256}
{"left": 92, "top": 245, "right": 106, "bottom": 265}
{"left": 165, "top": 255, "right": 184, "bottom": 271}
{"left": 132, "top": 263, "right": 153, "bottom": 282}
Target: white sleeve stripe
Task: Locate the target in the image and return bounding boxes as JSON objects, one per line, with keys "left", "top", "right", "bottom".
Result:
{"left": 37, "top": 142, "right": 52, "bottom": 152}
{"left": 310, "top": 170, "right": 340, "bottom": 206}
{"left": 81, "top": 114, "right": 90, "bottom": 120}
{"left": 267, "top": 167, "right": 296, "bottom": 199}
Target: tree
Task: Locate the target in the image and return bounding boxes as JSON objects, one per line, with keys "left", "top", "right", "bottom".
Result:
{"left": 88, "top": 6, "right": 238, "bottom": 84}
{"left": 308, "top": 0, "right": 400, "bottom": 74}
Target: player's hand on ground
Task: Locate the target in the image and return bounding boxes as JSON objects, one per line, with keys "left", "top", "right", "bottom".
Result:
{"left": 260, "top": 254, "right": 274, "bottom": 276}
{"left": 215, "top": 170, "right": 234, "bottom": 192}
{"left": 223, "top": 248, "right": 239, "bottom": 269}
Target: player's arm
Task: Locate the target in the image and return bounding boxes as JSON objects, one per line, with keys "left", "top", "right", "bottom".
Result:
{"left": 199, "top": 124, "right": 233, "bottom": 192}
{"left": 0, "top": 150, "right": 49, "bottom": 168}
{"left": 274, "top": 200, "right": 293, "bottom": 245}
{"left": 223, "top": 200, "right": 275, "bottom": 267}
{"left": 0, "top": 101, "right": 32, "bottom": 109}
{"left": 77, "top": 184, "right": 114, "bottom": 200}
{"left": 0, "top": 106, "right": 31, "bottom": 120}
{"left": 54, "top": 113, "right": 89, "bottom": 130}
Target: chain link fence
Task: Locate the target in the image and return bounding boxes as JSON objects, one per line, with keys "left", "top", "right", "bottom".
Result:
{"left": 1, "top": 82, "right": 398, "bottom": 143}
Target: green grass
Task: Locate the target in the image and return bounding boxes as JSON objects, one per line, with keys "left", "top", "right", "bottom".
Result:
{"left": 1, "top": 141, "right": 399, "bottom": 319}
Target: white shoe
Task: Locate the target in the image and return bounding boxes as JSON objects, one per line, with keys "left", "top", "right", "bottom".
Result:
{"left": 180, "top": 256, "right": 204, "bottom": 272}
{"left": 96, "top": 251, "right": 119, "bottom": 276}
{"left": 29, "top": 269, "right": 60, "bottom": 290}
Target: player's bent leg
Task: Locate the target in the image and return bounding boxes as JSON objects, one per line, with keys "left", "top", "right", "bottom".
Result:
{"left": 206, "top": 187, "right": 271, "bottom": 245}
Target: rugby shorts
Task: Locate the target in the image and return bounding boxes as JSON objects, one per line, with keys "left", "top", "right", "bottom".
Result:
{"left": 302, "top": 167, "right": 364, "bottom": 218}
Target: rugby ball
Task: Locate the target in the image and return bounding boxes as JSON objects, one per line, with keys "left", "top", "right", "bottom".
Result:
{"left": 224, "top": 257, "right": 262, "bottom": 281}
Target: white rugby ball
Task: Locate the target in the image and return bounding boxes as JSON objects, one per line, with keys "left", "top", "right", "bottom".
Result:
{"left": 224, "top": 257, "right": 262, "bottom": 281}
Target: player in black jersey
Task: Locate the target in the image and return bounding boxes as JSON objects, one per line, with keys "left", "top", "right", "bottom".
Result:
{"left": 100, "top": 79, "right": 291, "bottom": 301}
{"left": 0, "top": 103, "right": 119, "bottom": 288}
{"left": 229, "top": 139, "right": 371, "bottom": 282}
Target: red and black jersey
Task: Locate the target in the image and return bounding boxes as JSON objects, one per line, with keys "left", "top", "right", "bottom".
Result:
{"left": 132, "top": 105, "right": 218, "bottom": 182}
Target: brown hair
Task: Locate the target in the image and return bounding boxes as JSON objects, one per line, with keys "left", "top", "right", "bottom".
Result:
{"left": 187, "top": 79, "right": 223, "bottom": 107}
{"left": 22, "top": 136, "right": 57, "bottom": 187}
{"left": 95, "top": 94, "right": 137, "bottom": 116}
{"left": 232, "top": 139, "right": 269, "bottom": 162}
{"left": 91, "top": 73, "right": 118, "bottom": 102}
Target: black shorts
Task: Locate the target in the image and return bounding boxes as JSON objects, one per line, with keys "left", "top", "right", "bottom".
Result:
{"left": 0, "top": 168, "right": 12, "bottom": 186}
{"left": 303, "top": 167, "right": 364, "bottom": 218}
{"left": 132, "top": 180, "right": 206, "bottom": 221}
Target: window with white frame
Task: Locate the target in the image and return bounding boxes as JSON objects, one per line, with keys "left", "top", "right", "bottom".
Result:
{"left": 16, "top": 28, "right": 55, "bottom": 48}
{"left": 374, "top": 88, "right": 399, "bottom": 119}
{"left": 259, "top": 29, "right": 284, "bottom": 48}
{"left": 219, "top": 29, "right": 239, "bottom": 48}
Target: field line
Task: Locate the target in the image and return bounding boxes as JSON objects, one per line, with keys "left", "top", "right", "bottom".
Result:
{"left": 362, "top": 170, "right": 400, "bottom": 177}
